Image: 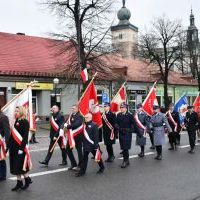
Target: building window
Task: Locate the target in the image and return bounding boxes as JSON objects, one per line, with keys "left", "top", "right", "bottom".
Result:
{"left": 97, "top": 90, "right": 103, "bottom": 105}
{"left": 119, "top": 34, "right": 123, "bottom": 39}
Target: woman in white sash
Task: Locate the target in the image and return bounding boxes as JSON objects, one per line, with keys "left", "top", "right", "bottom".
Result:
{"left": 8, "top": 106, "right": 32, "bottom": 191}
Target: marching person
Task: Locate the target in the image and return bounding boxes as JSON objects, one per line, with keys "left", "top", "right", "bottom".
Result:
{"left": 184, "top": 105, "right": 199, "bottom": 154}
{"left": 64, "top": 104, "right": 84, "bottom": 170}
{"left": 166, "top": 103, "right": 181, "bottom": 150}
{"left": 0, "top": 108, "right": 10, "bottom": 181}
{"left": 39, "top": 105, "right": 67, "bottom": 166}
{"left": 115, "top": 102, "right": 138, "bottom": 168}
{"left": 102, "top": 102, "right": 116, "bottom": 162}
{"left": 150, "top": 105, "right": 172, "bottom": 160}
{"left": 8, "top": 106, "right": 32, "bottom": 191}
{"left": 134, "top": 103, "right": 149, "bottom": 158}
{"left": 75, "top": 113, "right": 104, "bottom": 177}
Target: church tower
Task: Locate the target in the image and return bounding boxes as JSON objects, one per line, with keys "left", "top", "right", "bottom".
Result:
{"left": 111, "top": 0, "right": 138, "bottom": 58}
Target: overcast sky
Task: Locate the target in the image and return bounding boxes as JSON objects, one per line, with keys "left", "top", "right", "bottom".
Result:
{"left": 0, "top": 0, "right": 199, "bottom": 38}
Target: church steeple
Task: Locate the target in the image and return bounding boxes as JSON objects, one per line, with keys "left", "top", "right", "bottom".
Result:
{"left": 190, "top": 9, "right": 195, "bottom": 26}
{"left": 111, "top": 0, "right": 138, "bottom": 58}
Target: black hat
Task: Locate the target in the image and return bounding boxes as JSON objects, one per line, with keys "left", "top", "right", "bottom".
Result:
{"left": 153, "top": 105, "right": 160, "bottom": 110}
{"left": 136, "top": 103, "right": 143, "bottom": 109}
{"left": 120, "top": 102, "right": 128, "bottom": 108}
{"left": 187, "top": 105, "right": 193, "bottom": 109}
{"left": 104, "top": 102, "right": 110, "bottom": 107}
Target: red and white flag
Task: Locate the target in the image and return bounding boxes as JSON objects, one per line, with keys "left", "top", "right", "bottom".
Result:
{"left": 110, "top": 83, "right": 127, "bottom": 113}
{"left": 79, "top": 81, "right": 102, "bottom": 127}
{"left": 81, "top": 68, "right": 88, "bottom": 83}
{"left": 2, "top": 86, "right": 34, "bottom": 129}
{"left": 142, "top": 83, "right": 158, "bottom": 116}
{"left": 193, "top": 95, "right": 200, "bottom": 112}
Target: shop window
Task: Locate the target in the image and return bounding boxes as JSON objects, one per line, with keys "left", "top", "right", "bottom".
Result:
{"left": 157, "top": 96, "right": 161, "bottom": 106}
{"left": 97, "top": 90, "right": 103, "bottom": 105}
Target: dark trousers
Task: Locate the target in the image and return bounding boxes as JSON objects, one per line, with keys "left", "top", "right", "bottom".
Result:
{"left": 80, "top": 150, "right": 104, "bottom": 174}
{"left": 122, "top": 149, "right": 129, "bottom": 161}
{"left": 156, "top": 145, "right": 162, "bottom": 156}
{"left": 66, "top": 140, "right": 83, "bottom": 167}
{"left": 0, "top": 160, "right": 6, "bottom": 179}
{"left": 168, "top": 132, "right": 177, "bottom": 147}
{"left": 140, "top": 146, "right": 145, "bottom": 153}
{"left": 106, "top": 144, "right": 114, "bottom": 158}
{"left": 176, "top": 132, "right": 181, "bottom": 144}
{"left": 188, "top": 130, "right": 196, "bottom": 150}
{"left": 45, "top": 138, "right": 67, "bottom": 163}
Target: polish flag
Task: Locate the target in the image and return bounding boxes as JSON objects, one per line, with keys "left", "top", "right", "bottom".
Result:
{"left": 110, "top": 83, "right": 127, "bottom": 113}
{"left": 79, "top": 81, "right": 102, "bottom": 127}
{"left": 81, "top": 68, "right": 88, "bottom": 83}
{"left": 142, "top": 83, "right": 158, "bottom": 116}
{"left": 193, "top": 95, "right": 200, "bottom": 112}
{"left": 2, "top": 86, "right": 34, "bottom": 129}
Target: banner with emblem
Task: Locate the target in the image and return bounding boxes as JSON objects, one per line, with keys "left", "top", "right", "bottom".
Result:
{"left": 79, "top": 75, "right": 102, "bottom": 128}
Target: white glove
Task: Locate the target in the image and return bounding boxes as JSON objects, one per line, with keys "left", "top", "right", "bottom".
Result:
{"left": 59, "top": 129, "right": 64, "bottom": 137}
{"left": 64, "top": 123, "right": 68, "bottom": 128}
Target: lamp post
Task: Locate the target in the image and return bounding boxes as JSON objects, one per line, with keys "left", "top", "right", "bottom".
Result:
{"left": 53, "top": 78, "right": 59, "bottom": 105}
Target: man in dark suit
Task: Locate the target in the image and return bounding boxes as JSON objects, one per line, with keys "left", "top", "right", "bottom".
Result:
{"left": 0, "top": 109, "right": 10, "bottom": 181}
{"left": 39, "top": 105, "right": 66, "bottom": 166}
{"left": 102, "top": 102, "right": 116, "bottom": 162}
{"left": 184, "top": 105, "right": 199, "bottom": 153}
{"left": 75, "top": 113, "right": 104, "bottom": 177}
{"left": 64, "top": 104, "right": 83, "bottom": 170}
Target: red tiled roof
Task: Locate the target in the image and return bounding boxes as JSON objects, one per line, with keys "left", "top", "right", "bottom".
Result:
{"left": 0, "top": 32, "right": 197, "bottom": 86}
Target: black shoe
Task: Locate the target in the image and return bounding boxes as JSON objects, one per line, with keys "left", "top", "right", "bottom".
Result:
{"left": 154, "top": 155, "right": 162, "bottom": 160}
{"left": 188, "top": 149, "right": 195, "bottom": 154}
{"left": 91, "top": 156, "right": 95, "bottom": 159}
{"left": 21, "top": 177, "right": 31, "bottom": 190}
{"left": 33, "top": 139, "right": 39, "bottom": 144}
{"left": 150, "top": 146, "right": 155, "bottom": 150}
{"left": 97, "top": 167, "right": 105, "bottom": 174}
{"left": 59, "top": 161, "right": 67, "bottom": 166}
{"left": 39, "top": 160, "right": 48, "bottom": 166}
{"left": 177, "top": 141, "right": 180, "bottom": 145}
{"left": 121, "top": 161, "right": 129, "bottom": 168}
{"left": 109, "top": 156, "right": 115, "bottom": 162}
{"left": 120, "top": 151, "right": 123, "bottom": 155}
{"left": 75, "top": 172, "right": 85, "bottom": 177}
{"left": 11, "top": 180, "right": 23, "bottom": 191}
{"left": 138, "top": 152, "right": 145, "bottom": 158}
{"left": 168, "top": 147, "right": 174, "bottom": 150}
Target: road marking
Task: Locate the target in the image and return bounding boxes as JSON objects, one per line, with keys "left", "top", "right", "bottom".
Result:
{"left": 178, "top": 143, "right": 200, "bottom": 149}
{"left": 9, "top": 168, "right": 69, "bottom": 181}
{"left": 30, "top": 147, "right": 59, "bottom": 153}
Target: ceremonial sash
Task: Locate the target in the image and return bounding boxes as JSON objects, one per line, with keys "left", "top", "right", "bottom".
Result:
{"left": 50, "top": 116, "right": 59, "bottom": 132}
{"left": 83, "top": 125, "right": 101, "bottom": 162}
{"left": 66, "top": 124, "right": 84, "bottom": 149}
{"left": 134, "top": 113, "right": 147, "bottom": 137}
{"left": 166, "top": 111, "right": 177, "bottom": 132}
{"left": 0, "top": 135, "right": 6, "bottom": 161}
{"left": 11, "top": 128, "right": 32, "bottom": 171}
{"left": 102, "top": 113, "right": 115, "bottom": 140}
{"left": 61, "top": 132, "right": 67, "bottom": 149}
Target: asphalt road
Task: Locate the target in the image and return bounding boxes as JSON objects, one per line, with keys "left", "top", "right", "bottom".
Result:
{"left": 1, "top": 130, "right": 200, "bottom": 200}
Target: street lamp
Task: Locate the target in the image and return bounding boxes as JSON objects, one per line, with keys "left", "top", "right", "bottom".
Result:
{"left": 53, "top": 78, "right": 59, "bottom": 105}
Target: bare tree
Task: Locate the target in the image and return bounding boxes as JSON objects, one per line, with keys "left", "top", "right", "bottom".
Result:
{"left": 43, "top": 0, "right": 116, "bottom": 96}
{"left": 138, "top": 16, "right": 185, "bottom": 108}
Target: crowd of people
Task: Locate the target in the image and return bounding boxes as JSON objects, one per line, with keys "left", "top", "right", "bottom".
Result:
{"left": 0, "top": 101, "right": 200, "bottom": 192}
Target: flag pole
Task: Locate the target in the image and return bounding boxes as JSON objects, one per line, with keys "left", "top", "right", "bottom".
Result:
{"left": 110, "top": 82, "right": 126, "bottom": 103}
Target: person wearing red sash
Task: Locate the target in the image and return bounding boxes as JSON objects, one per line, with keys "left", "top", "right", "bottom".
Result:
{"left": 39, "top": 105, "right": 66, "bottom": 166}
{"left": 75, "top": 113, "right": 104, "bottom": 177}
{"left": 0, "top": 108, "right": 10, "bottom": 181}
{"left": 64, "top": 104, "right": 84, "bottom": 170}
{"left": 8, "top": 106, "right": 32, "bottom": 191}
{"left": 102, "top": 102, "right": 116, "bottom": 162}
{"left": 166, "top": 103, "right": 181, "bottom": 150}
{"left": 135, "top": 103, "right": 149, "bottom": 158}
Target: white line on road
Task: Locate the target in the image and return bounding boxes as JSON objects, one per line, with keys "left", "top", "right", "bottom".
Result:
{"left": 9, "top": 168, "right": 69, "bottom": 181}
{"left": 118, "top": 152, "right": 155, "bottom": 160}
